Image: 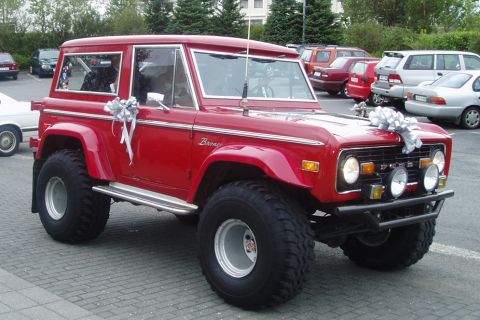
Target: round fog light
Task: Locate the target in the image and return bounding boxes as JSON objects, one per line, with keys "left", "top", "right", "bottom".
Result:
{"left": 387, "top": 167, "right": 408, "bottom": 199}
{"left": 421, "top": 164, "right": 439, "bottom": 192}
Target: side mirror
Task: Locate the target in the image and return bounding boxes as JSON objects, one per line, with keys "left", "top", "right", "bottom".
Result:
{"left": 146, "top": 92, "right": 170, "bottom": 111}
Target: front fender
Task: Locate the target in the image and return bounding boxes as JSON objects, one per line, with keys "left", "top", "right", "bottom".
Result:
{"left": 188, "top": 145, "right": 314, "bottom": 203}
{"left": 37, "top": 123, "right": 114, "bottom": 180}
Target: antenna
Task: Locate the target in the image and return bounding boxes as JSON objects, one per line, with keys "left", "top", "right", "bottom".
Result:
{"left": 241, "top": 15, "right": 252, "bottom": 116}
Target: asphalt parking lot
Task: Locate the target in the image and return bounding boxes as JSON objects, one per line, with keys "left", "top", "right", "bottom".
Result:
{"left": 0, "top": 72, "right": 480, "bottom": 320}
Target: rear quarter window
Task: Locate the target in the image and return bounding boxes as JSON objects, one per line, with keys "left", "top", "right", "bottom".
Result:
{"left": 315, "top": 51, "right": 331, "bottom": 63}
{"left": 463, "top": 55, "right": 480, "bottom": 70}
{"left": 301, "top": 49, "right": 312, "bottom": 62}
{"left": 404, "top": 55, "right": 434, "bottom": 70}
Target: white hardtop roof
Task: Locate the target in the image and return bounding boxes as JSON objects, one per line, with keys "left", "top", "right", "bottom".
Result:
{"left": 384, "top": 50, "right": 479, "bottom": 56}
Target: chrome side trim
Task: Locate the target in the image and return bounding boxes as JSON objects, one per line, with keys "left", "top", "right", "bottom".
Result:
{"left": 43, "top": 109, "right": 113, "bottom": 121}
{"left": 136, "top": 119, "right": 192, "bottom": 130}
{"left": 194, "top": 125, "right": 324, "bottom": 146}
{"left": 93, "top": 182, "right": 197, "bottom": 215}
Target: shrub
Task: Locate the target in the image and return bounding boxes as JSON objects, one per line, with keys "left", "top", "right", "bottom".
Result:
{"left": 408, "top": 31, "right": 480, "bottom": 52}
{"left": 12, "top": 54, "right": 31, "bottom": 70}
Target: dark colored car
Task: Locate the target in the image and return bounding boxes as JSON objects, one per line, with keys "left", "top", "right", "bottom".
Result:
{"left": 347, "top": 60, "right": 386, "bottom": 106}
{"left": 301, "top": 46, "right": 371, "bottom": 76}
{"left": 30, "top": 48, "right": 60, "bottom": 78}
{"left": 0, "top": 52, "right": 19, "bottom": 80}
{"left": 309, "top": 56, "right": 377, "bottom": 97}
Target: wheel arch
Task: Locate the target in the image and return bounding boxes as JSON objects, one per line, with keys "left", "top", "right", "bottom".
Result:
{"left": 37, "top": 123, "right": 114, "bottom": 181}
{"left": 188, "top": 145, "right": 315, "bottom": 206}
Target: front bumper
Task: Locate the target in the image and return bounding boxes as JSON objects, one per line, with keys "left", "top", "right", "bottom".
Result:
{"left": 0, "top": 70, "right": 19, "bottom": 77}
{"left": 405, "top": 100, "right": 463, "bottom": 119}
{"left": 334, "top": 189, "right": 454, "bottom": 230}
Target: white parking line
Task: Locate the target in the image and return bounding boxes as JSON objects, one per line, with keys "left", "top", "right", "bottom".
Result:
{"left": 26, "top": 73, "right": 41, "bottom": 82}
{"left": 430, "top": 242, "right": 480, "bottom": 261}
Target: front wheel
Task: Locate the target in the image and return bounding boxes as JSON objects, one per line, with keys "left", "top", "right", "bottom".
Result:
{"left": 36, "top": 150, "right": 110, "bottom": 243}
{"left": 341, "top": 220, "right": 436, "bottom": 270}
{"left": 0, "top": 125, "right": 20, "bottom": 157}
{"left": 198, "top": 181, "right": 314, "bottom": 309}
{"left": 460, "top": 106, "right": 480, "bottom": 129}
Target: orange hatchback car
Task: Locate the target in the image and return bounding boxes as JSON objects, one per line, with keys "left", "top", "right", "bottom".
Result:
{"left": 301, "top": 45, "right": 370, "bottom": 76}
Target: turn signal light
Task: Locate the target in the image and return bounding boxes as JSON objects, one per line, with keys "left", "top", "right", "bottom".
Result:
{"left": 360, "top": 162, "right": 375, "bottom": 175}
{"left": 302, "top": 160, "right": 320, "bottom": 172}
{"left": 362, "top": 184, "right": 384, "bottom": 200}
{"left": 438, "top": 176, "right": 447, "bottom": 188}
{"left": 407, "top": 92, "right": 414, "bottom": 100}
{"left": 419, "top": 158, "right": 432, "bottom": 168}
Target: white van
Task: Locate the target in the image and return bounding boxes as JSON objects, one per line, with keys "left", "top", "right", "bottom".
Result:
{"left": 371, "top": 50, "right": 480, "bottom": 108}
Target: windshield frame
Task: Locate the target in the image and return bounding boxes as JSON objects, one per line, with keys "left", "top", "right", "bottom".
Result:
{"left": 190, "top": 49, "right": 317, "bottom": 103}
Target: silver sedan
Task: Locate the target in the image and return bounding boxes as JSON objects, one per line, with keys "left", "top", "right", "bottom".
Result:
{"left": 405, "top": 70, "right": 480, "bottom": 129}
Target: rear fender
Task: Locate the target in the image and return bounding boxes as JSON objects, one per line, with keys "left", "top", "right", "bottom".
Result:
{"left": 37, "top": 123, "right": 114, "bottom": 180}
{"left": 188, "top": 145, "right": 313, "bottom": 203}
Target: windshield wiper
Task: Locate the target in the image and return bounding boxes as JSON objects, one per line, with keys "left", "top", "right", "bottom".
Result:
{"left": 209, "top": 54, "right": 239, "bottom": 60}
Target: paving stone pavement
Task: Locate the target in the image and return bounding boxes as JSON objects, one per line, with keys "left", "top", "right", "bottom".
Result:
{"left": 1, "top": 149, "right": 480, "bottom": 319}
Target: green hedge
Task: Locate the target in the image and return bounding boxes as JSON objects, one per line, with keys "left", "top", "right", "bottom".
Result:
{"left": 409, "top": 31, "right": 480, "bottom": 53}
{"left": 12, "top": 54, "right": 31, "bottom": 70}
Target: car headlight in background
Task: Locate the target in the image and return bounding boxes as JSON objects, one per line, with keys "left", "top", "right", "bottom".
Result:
{"left": 41, "top": 64, "right": 51, "bottom": 70}
{"left": 420, "top": 164, "right": 439, "bottom": 192}
{"left": 342, "top": 157, "right": 360, "bottom": 184}
{"left": 387, "top": 167, "right": 408, "bottom": 198}
{"left": 432, "top": 149, "right": 445, "bottom": 173}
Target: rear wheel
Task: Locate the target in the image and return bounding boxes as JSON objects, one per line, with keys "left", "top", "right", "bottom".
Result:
{"left": 327, "top": 90, "right": 338, "bottom": 96}
{"left": 36, "top": 150, "right": 110, "bottom": 243}
{"left": 460, "top": 106, "right": 480, "bottom": 129}
{"left": 12, "top": 74, "right": 17, "bottom": 80}
{"left": 0, "top": 125, "right": 20, "bottom": 157}
{"left": 368, "top": 93, "right": 385, "bottom": 106}
{"left": 198, "top": 181, "right": 314, "bottom": 309}
{"left": 341, "top": 220, "right": 436, "bottom": 270}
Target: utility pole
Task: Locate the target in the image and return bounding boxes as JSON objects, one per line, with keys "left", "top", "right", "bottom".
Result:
{"left": 302, "top": 0, "right": 306, "bottom": 44}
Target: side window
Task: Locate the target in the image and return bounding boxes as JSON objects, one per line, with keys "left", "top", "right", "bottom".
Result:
{"left": 315, "top": 51, "right": 331, "bottom": 62}
{"left": 473, "top": 77, "right": 480, "bottom": 92}
{"left": 436, "top": 54, "right": 460, "bottom": 70}
{"left": 464, "top": 55, "right": 480, "bottom": 70}
{"left": 132, "top": 47, "right": 194, "bottom": 108}
{"left": 352, "top": 51, "right": 366, "bottom": 57}
{"left": 336, "top": 50, "right": 352, "bottom": 58}
{"left": 404, "top": 55, "right": 434, "bottom": 70}
{"left": 56, "top": 53, "right": 121, "bottom": 94}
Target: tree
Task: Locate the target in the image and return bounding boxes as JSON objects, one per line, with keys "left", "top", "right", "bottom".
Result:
{"left": 112, "top": 5, "right": 147, "bottom": 35}
{"left": 304, "top": 0, "right": 342, "bottom": 44}
{"left": 263, "top": 0, "right": 302, "bottom": 45}
{"left": 212, "top": 0, "right": 245, "bottom": 37}
{"left": 0, "top": 0, "right": 22, "bottom": 24}
{"left": 166, "top": 0, "right": 214, "bottom": 34}
{"left": 144, "top": 0, "right": 173, "bottom": 34}
{"left": 341, "top": 0, "right": 406, "bottom": 27}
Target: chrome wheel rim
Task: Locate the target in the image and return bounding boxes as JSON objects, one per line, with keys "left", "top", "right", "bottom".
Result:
{"left": 465, "top": 109, "right": 480, "bottom": 128}
{"left": 214, "top": 219, "right": 257, "bottom": 278}
{"left": 372, "top": 93, "right": 384, "bottom": 105}
{"left": 45, "top": 177, "right": 67, "bottom": 220}
{"left": 0, "top": 131, "right": 16, "bottom": 153}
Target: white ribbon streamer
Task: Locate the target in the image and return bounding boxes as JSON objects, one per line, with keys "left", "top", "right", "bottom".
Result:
{"left": 104, "top": 97, "right": 139, "bottom": 164}
{"left": 368, "top": 106, "right": 422, "bottom": 154}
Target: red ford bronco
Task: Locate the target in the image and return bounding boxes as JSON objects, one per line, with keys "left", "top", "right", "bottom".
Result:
{"left": 31, "top": 35, "right": 454, "bottom": 309}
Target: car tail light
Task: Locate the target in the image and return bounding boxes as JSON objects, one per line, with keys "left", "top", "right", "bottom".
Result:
{"left": 374, "top": 73, "right": 378, "bottom": 82}
{"left": 429, "top": 97, "right": 446, "bottom": 105}
{"left": 407, "top": 92, "right": 414, "bottom": 100}
{"left": 388, "top": 74, "right": 402, "bottom": 85}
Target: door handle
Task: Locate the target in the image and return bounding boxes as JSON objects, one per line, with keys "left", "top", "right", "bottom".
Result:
{"left": 437, "top": 72, "right": 443, "bottom": 76}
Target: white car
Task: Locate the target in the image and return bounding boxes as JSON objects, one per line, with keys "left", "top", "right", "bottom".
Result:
{"left": 405, "top": 70, "right": 480, "bottom": 129}
{"left": 0, "top": 92, "right": 39, "bottom": 156}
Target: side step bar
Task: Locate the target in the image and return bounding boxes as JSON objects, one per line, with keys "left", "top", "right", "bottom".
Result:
{"left": 92, "top": 182, "right": 198, "bottom": 215}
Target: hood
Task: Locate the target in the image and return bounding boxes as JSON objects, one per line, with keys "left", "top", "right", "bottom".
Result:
{"left": 248, "top": 110, "right": 447, "bottom": 146}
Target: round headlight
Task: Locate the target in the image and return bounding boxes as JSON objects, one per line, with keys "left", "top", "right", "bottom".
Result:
{"left": 342, "top": 157, "right": 360, "bottom": 184}
{"left": 421, "top": 164, "right": 439, "bottom": 192}
{"left": 387, "top": 167, "right": 408, "bottom": 198}
{"left": 432, "top": 150, "right": 445, "bottom": 173}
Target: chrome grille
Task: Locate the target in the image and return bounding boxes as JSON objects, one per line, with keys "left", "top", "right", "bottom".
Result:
{"left": 337, "top": 144, "right": 445, "bottom": 193}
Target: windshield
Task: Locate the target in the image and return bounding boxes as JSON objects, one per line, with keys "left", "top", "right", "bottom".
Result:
{"left": 39, "top": 50, "right": 59, "bottom": 60}
{"left": 431, "top": 72, "right": 472, "bottom": 89}
{"left": 377, "top": 55, "right": 402, "bottom": 69}
{"left": 193, "top": 52, "right": 315, "bottom": 101}
{"left": 329, "top": 57, "right": 349, "bottom": 69}
{"left": 0, "top": 53, "right": 13, "bottom": 63}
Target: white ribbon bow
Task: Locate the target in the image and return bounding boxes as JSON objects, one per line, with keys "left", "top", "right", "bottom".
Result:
{"left": 368, "top": 106, "right": 422, "bottom": 154}
{"left": 104, "top": 97, "right": 139, "bottom": 164}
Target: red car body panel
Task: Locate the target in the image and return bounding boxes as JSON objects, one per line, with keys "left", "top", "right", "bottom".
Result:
{"left": 34, "top": 35, "right": 453, "bottom": 206}
{"left": 347, "top": 61, "right": 379, "bottom": 100}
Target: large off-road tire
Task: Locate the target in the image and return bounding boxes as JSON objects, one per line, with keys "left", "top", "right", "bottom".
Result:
{"left": 36, "top": 150, "right": 110, "bottom": 243}
{"left": 460, "top": 106, "right": 480, "bottom": 129}
{"left": 341, "top": 220, "right": 436, "bottom": 270}
{"left": 198, "top": 180, "right": 314, "bottom": 309}
{"left": 0, "top": 125, "right": 20, "bottom": 157}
